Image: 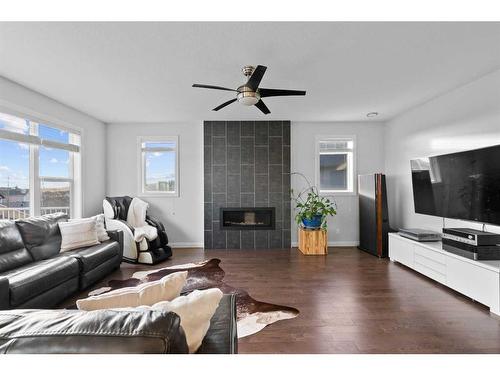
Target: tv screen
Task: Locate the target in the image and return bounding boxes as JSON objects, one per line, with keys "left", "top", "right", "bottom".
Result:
{"left": 410, "top": 144, "right": 500, "bottom": 225}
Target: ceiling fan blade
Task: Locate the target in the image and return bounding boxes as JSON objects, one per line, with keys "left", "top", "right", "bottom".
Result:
{"left": 193, "top": 84, "right": 237, "bottom": 92}
{"left": 259, "top": 88, "right": 306, "bottom": 97}
{"left": 246, "top": 65, "right": 267, "bottom": 91}
{"left": 254, "top": 99, "right": 271, "bottom": 115}
{"left": 213, "top": 98, "right": 237, "bottom": 111}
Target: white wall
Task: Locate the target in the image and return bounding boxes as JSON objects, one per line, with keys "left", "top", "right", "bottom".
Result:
{"left": 0, "top": 76, "right": 107, "bottom": 217}
{"left": 106, "top": 122, "right": 203, "bottom": 247}
{"left": 385, "top": 68, "right": 500, "bottom": 234}
{"left": 291, "top": 122, "right": 385, "bottom": 246}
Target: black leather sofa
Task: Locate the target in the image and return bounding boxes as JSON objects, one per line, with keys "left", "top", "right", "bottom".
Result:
{"left": 0, "top": 294, "right": 238, "bottom": 354}
{"left": 0, "top": 213, "right": 123, "bottom": 310}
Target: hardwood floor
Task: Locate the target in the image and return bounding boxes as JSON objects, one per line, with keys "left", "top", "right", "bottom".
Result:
{"left": 63, "top": 247, "right": 500, "bottom": 354}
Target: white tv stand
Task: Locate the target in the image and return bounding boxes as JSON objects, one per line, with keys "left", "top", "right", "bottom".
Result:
{"left": 389, "top": 233, "right": 500, "bottom": 316}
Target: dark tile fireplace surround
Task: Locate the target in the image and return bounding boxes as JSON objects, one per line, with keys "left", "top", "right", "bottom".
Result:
{"left": 204, "top": 121, "right": 291, "bottom": 249}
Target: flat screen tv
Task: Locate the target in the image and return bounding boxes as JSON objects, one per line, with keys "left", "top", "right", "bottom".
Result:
{"left": 410, "top": 144, "right": 500, "bottom": 225}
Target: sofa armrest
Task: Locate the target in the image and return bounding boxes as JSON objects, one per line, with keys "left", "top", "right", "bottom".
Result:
{"left": 106, "top": 230, "right": 124, "bottom": 259}
{"left": 0, "top": 277, "right": 9, "bottom": 310}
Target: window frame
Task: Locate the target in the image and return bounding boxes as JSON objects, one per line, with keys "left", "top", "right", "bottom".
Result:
{"left": 315, "top": 135, "right": 357, "bottom": 196}
{"left": 0, "top": 105, "right": 82, "bottom": 218}
{"left": 137, "top": 135, "right": 179, "bottom": 198}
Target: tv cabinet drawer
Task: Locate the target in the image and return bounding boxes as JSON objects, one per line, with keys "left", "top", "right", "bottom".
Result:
{"left": 413, "top": 246, "right": 447, "bottom": 283}
{"left": 414, "top": 246, "right": 446, "bottom": 267}
{"left": 414, "top": 256, "right": 446, "bottom": 284}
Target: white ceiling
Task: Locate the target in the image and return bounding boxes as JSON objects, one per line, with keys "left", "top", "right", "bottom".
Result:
{"left": 1, "top": 22, "right": 499, "bottom": 123}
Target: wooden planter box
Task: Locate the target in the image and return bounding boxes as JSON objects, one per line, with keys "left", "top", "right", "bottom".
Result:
{"left": 298, "top": 227, "right": 328, "bottom": 255}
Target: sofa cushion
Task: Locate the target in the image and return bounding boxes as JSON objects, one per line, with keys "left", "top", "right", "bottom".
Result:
{"left": 15, "top": 213, "right": 67, "bottom": 261}
{"left": 0, "top": 220, "right": 33, "bottom": 273}
{"left": 0, "top": 256, "right": 79, "bottom": 307}
{"left": 59, "top": 240, "right": 120, "bottom": 273}
{"left": 79, "top": 254, "right": 121, "bottom": 290}
{"left": 16, "top": 277, "right": 79, "bottom": 309}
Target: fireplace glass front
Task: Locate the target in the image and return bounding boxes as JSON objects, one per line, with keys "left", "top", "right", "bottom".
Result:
{"left": 220, "top": 207, "right": 275, "bottom": 230}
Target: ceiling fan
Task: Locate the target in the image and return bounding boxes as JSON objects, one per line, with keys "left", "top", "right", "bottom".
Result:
{"left": 192, "top": 65, "right": 306, "bottom": 115}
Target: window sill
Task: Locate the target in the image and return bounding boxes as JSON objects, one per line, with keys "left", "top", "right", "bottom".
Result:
{"left": 319, "top": 191, "right": 357, "bottom": 197}
{"left": 138, "top": 193, "right": 179, "bottom": 198}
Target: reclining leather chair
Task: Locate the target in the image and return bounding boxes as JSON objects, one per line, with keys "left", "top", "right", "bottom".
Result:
{"left": 103, "top": 196, "right": 172, "bottom": 264}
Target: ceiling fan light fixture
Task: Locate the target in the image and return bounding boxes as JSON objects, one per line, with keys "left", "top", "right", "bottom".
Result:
{"left": 237, "top": 90, "right": 260, "bottom": 106}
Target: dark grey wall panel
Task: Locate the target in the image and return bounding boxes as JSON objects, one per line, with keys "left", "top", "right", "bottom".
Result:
{"left": 241, "top": 121, "right": 255, "bottom": 136}
{"left": 204, "top": 120, "right": 291, "bottom": 249}
{"left": 227, "top": 121, "right": 240, "bottom": 145}
{"left": 241, "top": 230, "right": 254, "bottom": 248}
{"left": 255, "top": 122, "right": 269, "bottom": 145}
{"left": 241, "top": 165, "right": 255, "bottom": 193}
{"left": 241, "top": 137, "right": 255, "bottom": 164}
{"left": 212, "top": 137, "right": 226, "bottom": 164}
{"left": 212, "top": 122, "right": 226, "bottom": 136}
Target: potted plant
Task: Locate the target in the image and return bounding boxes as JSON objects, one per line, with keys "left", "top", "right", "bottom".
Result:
{"left": 291, "top": 172, "right": 337, "bottom": 229}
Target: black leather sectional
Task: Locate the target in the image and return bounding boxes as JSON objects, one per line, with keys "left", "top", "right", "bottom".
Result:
{"left": 0, "top": 213, "right": 123, "bottom": 310}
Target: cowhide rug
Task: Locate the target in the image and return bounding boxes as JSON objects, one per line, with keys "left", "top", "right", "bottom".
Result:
{"left": 88, "top": 258, "right": 299, "bottom": 338}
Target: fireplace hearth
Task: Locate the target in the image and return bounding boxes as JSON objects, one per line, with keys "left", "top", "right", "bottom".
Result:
{"left": 221, "top": 207, "right": 275, "bottom": 230}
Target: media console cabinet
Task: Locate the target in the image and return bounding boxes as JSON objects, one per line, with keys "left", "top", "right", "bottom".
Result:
{"left": 389, "top": 233, "right": 500, "bottom": 315}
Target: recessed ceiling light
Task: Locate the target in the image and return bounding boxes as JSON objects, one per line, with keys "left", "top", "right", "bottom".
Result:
{"left": 366, "top": 112, "right": 379, "bottom": 118}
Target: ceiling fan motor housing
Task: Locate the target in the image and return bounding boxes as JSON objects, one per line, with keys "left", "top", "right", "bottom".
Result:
{"left": 237, "top": 85, "right": 260, "bottom": 106}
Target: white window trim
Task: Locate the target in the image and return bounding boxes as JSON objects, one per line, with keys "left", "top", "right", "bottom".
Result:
{"left": 0, "top": 102, "right": 84, "bottom": 138}
{"left": 315, "top": 134, "right": 357, "bottom": 196}
{"left": 0, "top": 106, "right": 83, "bottom": 218}
{"left": 137, "top": 135, "right": 179, "bottom": 198}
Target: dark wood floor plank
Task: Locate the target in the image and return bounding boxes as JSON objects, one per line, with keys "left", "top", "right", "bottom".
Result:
{"left": 62, "top": 247, "right": 500, "bottom": 353}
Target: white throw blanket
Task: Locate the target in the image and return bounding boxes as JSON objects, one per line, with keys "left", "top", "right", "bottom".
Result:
{"left": 127, "top": 197, "right": 158, "bottom": 249}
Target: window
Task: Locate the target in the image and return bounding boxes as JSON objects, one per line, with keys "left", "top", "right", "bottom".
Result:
{"left": 0, "top": 138, "right": 30, "bottom": 219}
{"left": 316, "top": 136, "right": 355, "bottom": 194}
{"left": 0, "top": 111, "right": 81, "bottom": 219}
{"left": 138, "top": 136, "right": 178, "bottom": 196}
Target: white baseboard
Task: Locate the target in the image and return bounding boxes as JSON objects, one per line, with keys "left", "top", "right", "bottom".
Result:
{"left": 291, "top": 241, "right": 359, "bottom": 247}
{"left": 172, "top": 241, "right": 359, "bottom": 249}
{"left": 170, "top": 242, "right": 204, "bottom": 248}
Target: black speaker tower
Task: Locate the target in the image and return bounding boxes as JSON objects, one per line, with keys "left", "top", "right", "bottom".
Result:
{"left": 358, "top": 173, "right": 391, "bottom": 258}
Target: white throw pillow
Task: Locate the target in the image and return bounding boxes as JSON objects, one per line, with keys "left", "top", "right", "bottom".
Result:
{"left": 151, "top": 288, "right": 223, "bottom": 353}
{"left": 76, "top": 271, "right": 188, "bottom": 310}
{"left": 58, "top": 218, "right": 100, "bottom": 252}
{"left": 70, "top": 214, "right": 109, "bottom": 242}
